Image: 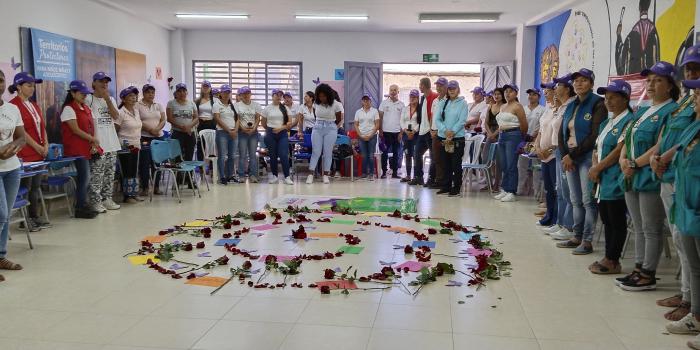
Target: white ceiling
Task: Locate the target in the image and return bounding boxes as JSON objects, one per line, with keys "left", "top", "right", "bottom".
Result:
{"left": 98, "top": 0, "right": 575, "bottom": 32}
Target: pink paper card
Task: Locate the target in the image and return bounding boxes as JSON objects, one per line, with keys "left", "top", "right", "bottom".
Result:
{"left": 395, "top": 261, "right": 432, "bottom": 272}
{"left": 466, "top": 248, "right": 493, "bottom": 257}
{"left": 258, "top": 255, "right": 296, "bottom": 262}
{"left": 315, "top": 280, "right": 358, "bottom": 290}
{"left": 387, "top": 226, "right": 412, "bottom": 233}
{"left": 251, "top": 224, "right": 279, "bottom": 231}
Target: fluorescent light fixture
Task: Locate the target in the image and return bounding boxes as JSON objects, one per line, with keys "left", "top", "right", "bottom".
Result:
{"left": 295, "top": 15, "right": 368, "bottom": 20}
{"left": 176, "top": 13, "right": 249, "bottom": 19}
{"left": 419, "top": 13, "right": 500, "bottom": 23}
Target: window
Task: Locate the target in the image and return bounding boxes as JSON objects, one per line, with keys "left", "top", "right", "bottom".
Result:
{"left": 192, "top": 61, "right": 302, "bottom": 106}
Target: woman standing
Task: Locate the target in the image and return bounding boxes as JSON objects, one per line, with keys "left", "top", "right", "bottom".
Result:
{"left": 354, "top": 92, "right": 380, "bottom": 180}
{"left": 532, "top": 83, "right": 559, "bottom": 227}
{"left": 212, "top": 84, "right": 238, "bottom": 185}
{"left": 588, "top": 80, "right": 635, "bottom": 274}
{"left": 9, "top": 73, "right": 49, "bottom": 230}
{"left": 617, "top": 62, "right": 679, "bottom": 291}
{"left": 262, "top": 89, "right": 294, "bottom": 185}
{"left": 400, "top": 89, "right": 420, "bottom": 182}
{"left": 235, "top": 86, "right": 263, "bottom": 183}
{"left": 306, "top": 84, "right": 342, "bottom": 184}
{"left": 136, "top": 84, "right": 166, "bottom": 196}
{"left": 195, "top": 80, "right": 215, "bottom": 162}
{"left": 435, "top": 80, "right": 468, "bottom": 197}
{"left": 60, "top": 80, "right": 99, "bottom": 219}
{"left": 493, "top": 84, "right": 528, "bottom": 202}
{"left": 298, "top": 91, "right": 315, "bottom": 137}
{"left": 485, "top": 88, "right": 504, "bottom": 192}
{"left": 115, "top": 86, "right": 143, "bottom": 204}
{"left": 166, "top": 83, "right": 199, "bottom": 187}
{"left": 0, "top": 69, "right": 27, "bottom": 281}
{"left": 556, "top": 69, "right": 607, "bottom": 254}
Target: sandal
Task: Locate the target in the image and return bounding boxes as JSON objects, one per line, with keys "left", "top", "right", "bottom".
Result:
{"left": 665, "top": 301, "right": 691, "bottom": 321}
{"left": 0, "top": 259, "right": 22, "bottom": 270}
{"left": 658, "top": 294, "right": 684, "bottom": 308}
{"left": 589, "top": 261, "right": 621, "bottom": 274}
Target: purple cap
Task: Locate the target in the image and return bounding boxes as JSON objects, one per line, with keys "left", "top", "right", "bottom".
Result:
{"left": 681, "top": 44, "right": 700, "bottom": 67}
{"left": 271, "top": 88, "right": 283, "bottom": 96}
{"left": 485, "top": 90, "right": 494, "bottom": 97}
{"left": 219, "top": 84, "right": 232, "bottom": 93}
{"left": 119, "top": 86, "right": 139, "bottom": 99}
{"left": 92, "top": 71, "right": 112, "bottom": 82}
{"left": 435, "top": 77, "right": 448, "bottom": 86}
{"left": 641, "top": 61, "right": 676, "bottom": 78}
{"left": 470, "top": 87, "right": 486, "bottom": 95}
{"left": 682, "top": 78, "right": 700, "bottom": 89}
{"left": 175, "top": 83, "right": 187, "bottom": 91}
{"left": 68, "top": 80, "right": 93, "bottom": 95}
{"left": 361, "top": 92, "right": 371, "bottom": 100}
{"left": 526, "top": 87, "right": 541, "bottom": 95}
{"left": 409, "top": 89, "right": 420, "bottom": 97}
{"left": 238, "top": 86, "right": 251, "bottom": 94}
{"left": 201, "top": 80, "right": 211, "bottom": 87}
{"left": 13, "top": 72, "right": 42, "bottom": 86}
{"left": 142, "top": 83, "right": 155, "bottom": 92}
{"left": 447, "top": 80, "right": 460, "bottom": 89}
{"left": 540, "top": 81, "right": 556, "bottom": 89}
{"left": 571, "top": 68, "right": 595, "bottom": 82}
{"left": 502, "top": 83, "right": 519, "bottom": 92}
{"left": 553, "top": 74, "right": 573, "bottom": 87}
{"left": 212, "top": 88, "right": 220, "bottom": 95}
{"left": 596, "top": 79, "right": 631, "bottom": 97}
{"left": 283, "top": 91, "right": 292, "bottom": 97}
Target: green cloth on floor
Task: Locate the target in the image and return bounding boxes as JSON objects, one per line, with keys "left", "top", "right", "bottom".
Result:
{"left": 330, "top": 218, "right": 356, "bottom": 225}
{"left": 337, "top": 246, "right": 364, "bottom": 254}
{"left": 334, "top": 197, "right": 417, "bottom": 213}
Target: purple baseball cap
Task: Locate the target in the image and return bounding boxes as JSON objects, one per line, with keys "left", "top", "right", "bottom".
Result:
{"left": 175, "top": 83, "right": 187, "bottom": 91}
{"left": 682, "top": 78, "right": 700, "bottom": 89}
{"left": 447, "top": 80, "right": 460, "bottom": 89}
{"left": 13, "top": 72, "right": 42, "bottom": 86}
{"left": 681, "top": 44, "right": 700, "bottom": 66}
{"left": 596, "top": 79, "right": 631, "bottom": 97}
{"left": 485, "top": 90, "right": 494, "bottom": 97}
{"left": 201, "top": 80, "right": 211, "bottom": 88}
{"left": 92, "top": 71, "right": 112, "bottom": 82}
{"left": 571, "top": 68, "right": 595, "bottom": 82}
{"left": 540, "top": 81, "right": 556, "bottom": 89}
{"left": 526, "top": 87, "right": 541, "bottom": 95}
{"left": 554, "top": 74, "right": 573, "bottom": 87}
{"left": 470, "top": 86, "right": 486, "bottom": 95}
{"left": 271, "top": 88, "right": 283, "bottom": 96}
{"left": 283, "top": 91, "right": 292, "bottom": 97}
{"left": 68, "top": 80, "right": 93, "bottom": 95}
{"left": 142, "top": 83, "right": 155, "bottom": 92}
{"left": 502, "top": 83, "right": 519, "bottom": 92}
{"left": 212, "top": 88, "right": 220, "bottom": 95}
{"left": 119, "top": 86, "right": 139, "bottom": 99}
{"left": 238, "top": 86, "right": 252, "bottom": 94}
{"left": 435, "top": 77, "right": 448, "bottom": 86}
{"left": 361, "top": 92, "right": 371, "bottom": 100}
{"left": 641, "top": 61, "right": 676, "bottom": 78}
{"left": 409, "top": 89, "right": 420, "bottom": 97}
{"left": 219, "top": 84, "right": 232, "bottom": 93}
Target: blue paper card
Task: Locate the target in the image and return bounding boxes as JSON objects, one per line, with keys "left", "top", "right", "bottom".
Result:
{"left": 412, "top": 241, "right": 436, "bottom": 249}
{"left": 214, "top": 238, "right": 241, "bottom": 246}
{"left": 459, "top": 232, "right": 474, "bottom": 241}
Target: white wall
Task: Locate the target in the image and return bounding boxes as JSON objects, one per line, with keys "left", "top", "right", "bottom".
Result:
{"left": 0, "top": 0, "right": 170, "bottom": 83}
{"left": 179, "top": 30, "right": 516, "bottom": 92}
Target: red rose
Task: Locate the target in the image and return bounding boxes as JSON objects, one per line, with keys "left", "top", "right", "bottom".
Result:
{"left": 201, "top": 227, "right": 212, "bottom": 234}
{"left": 158, "top": 230, "right": 168, "bottom": 236}
{"left": 317, "top": 218, "right": 330, "bottom": 223}
{"left": 247, "top": 281, "right": 254, "bottom": 287}
{"left": 292, "top": 225, "right": 307, "bottom": 240}
{"left": 186, "top": 273, "right": 196, "bottom": 279}
{"left": 171, "top": 274, "right": 182, "bottom": 279}
{"left": 141, "top": 240, "right": 152, "bottom": 247}
{"left": 286, "top": 218, "right": 295, "bottom": 224}
{"left": 403, "top": 267, "right": 410, "bottom": 273}
{"left": 272, "top": 219, "right": 282, "bottom": 225}
{"left": 428, "top": 228, "right": 437, "bottom": 235}
{"left": 374, "top": 223, "right": 381, "bottom": 226}
{"left": 402, "top": 214, "right": 411, "bottom": 220}
{"left": 223, "top": 223, "right": 232, "bottom": 229}
{"left": 195, "top": 241, "right": 205, "bottom": 249}
{"left": 242, "top": 260, "right": 253, "bottom": 270}
{"left": 183, "top": 243, "right": 193, "bottom": 251}
{"left": 223, "top": 233, "right": 232, "bottom": 238}
{"left": 242, "top": 227, "right": 250, "bottom": 233}
{"left": 232, "top": 219, "right": 241, "bottom": 226}
{"left": 265, "top": 255, "right": 278, "bottom": 264}
{"left": 420, "top": 246, "right": 431, "bottom": 252}
{"left": 381, "top": 266, "right": 394, "bottom": 276}
{"left": 251, "top": 212, "right": 266, "bottom": 221}
{"left": 203, "top": 232, "right": 211, "bottom": 239}
{"left": 404, "top": 245, "right": 414, "bottom": 254}
{"left": 308, "top": 283, "right": 318, "bottom": 288}
{"left": 414, "top": 216, "right": 421, "bottom": 222}
{"left": 320, "top": 285, "right": 331, "bottom": 294}
{"left": 389, "top": 210, "right": 401, "bottom": 218}
{"left": 359, "top": 276, "right": 369, "bottom": 282}
{"left": 324, "top": 269, "right": 336, "bottom": 279}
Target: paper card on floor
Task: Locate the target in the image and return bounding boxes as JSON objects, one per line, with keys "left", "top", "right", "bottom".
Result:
{"left": 315, "top": 280, "right": 358, "bottom": 290}
{"left": 141, "top": 235, "right": 167, "bottom": 244}
{"left": 466, "top": 248, "right": 492, "bottom": 257}
{"left": 214, "top": 238, "right": 241, "bottom": 246}
{"left": 127, "top": 254, "right": 159, "bottom": 265}
{"left": 251, "top": 224, "right": 279, "bottom": 231}
{"left": 360, "top": 212, "right": 385, "bottom": 217}
{"left": 337, "top": 246, "right": 364, "bottom": 254}
{"left": 258, "top": 255, "right": 297, "bottom": 262}
{"left": 395, "top": 261, "right": 432, "bottom": 272}
{"left": 421, "top": 219, "right": 441, "bottom": 228}
{"left": 412, "top": 241, "right": 436, "bottom": 249}
{"left": 185, "top": 276, "right": 228, "bottom": 287}
{"left": 309, "top": 233, "right": 340, "bottom": 238}
{"left": 387, "top": 227, "right": 412, "bottom": 233}
{"left": 329, "top": 219, "right": 356, "bottom": 225}
{"left": 183, "top": 220, "right": 211, "bottom": 227}
{"left": 459, "top": 232, "right": 474, "bottom": 241}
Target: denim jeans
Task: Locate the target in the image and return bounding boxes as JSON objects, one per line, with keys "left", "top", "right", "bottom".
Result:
{"left": 139, "top": 136, "right": 162, "bottom": 191}
{"left": 565, "top": 151, "right": 597, "bottom": 242}
{"left": 497, "top": 130, "right": 522, "bottom": 194}
{"left": 402, "top": 133, "right": 417, "bottom": 178}
{"left": 414, "top": 133, "right": 432, "bottom": 182}
{"left": 358, "top": 135, "right": 377, "bottom": 176}
{"left": 238, "top": 131, "right": 259, "bottom": 178}
{"left": 539, "top": 159, "right": 558, "bottom": 226}
{"left": 264, "top": 128, "right": 290, "bottom": 178}
{"left": 381, "top": 132, "right": 400, "bottom": 174}
{"left": 555, "top": 150, "right": 573, "bottom": 229}
{"left": 216, "top": 130, "right": 237, "bottom": 180}
{"left": 309, "top": 120, "right": 338, "bottom": 172}
{"left": 0, "top": 168, "right": 21, "bottom": 259}
{"left": 74, "top": 158, "right": 90, "bottom": 209}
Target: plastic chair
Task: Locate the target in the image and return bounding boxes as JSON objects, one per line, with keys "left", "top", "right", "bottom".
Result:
{"left": 198, "top": 129, "right": 218, "bottom": 182}
{"left": 462, "top": 134, "right": 486, "bottom": 187}
{"left": 42, "top": 160, "right": 77, "bottom": 218}
{"left": 10, "top": 187, "right": 33, "bottom": 249}
{"left": 461, "top": 142, "right": 498, "bottom": 196}
{"left": 292, "top": 133, "right": 313, "bottom": 182}
{"left": 149, "top": 140, "right": 199, "bottom": 203}
{"left": 167, "top": 139, "right": 209, "bottom": 191}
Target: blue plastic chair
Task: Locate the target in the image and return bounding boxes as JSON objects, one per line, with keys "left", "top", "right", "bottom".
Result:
{"left": 461, "top": 142, "right": 498, "bottom": 196}
{"left": 11, "top": 186, "right": 33, "bottom": 249}
{"left": 167, "top": 139, "right": 209, "bottom": 191}
{"left": 150, "top": 140, "right": 199, "bottom": 203}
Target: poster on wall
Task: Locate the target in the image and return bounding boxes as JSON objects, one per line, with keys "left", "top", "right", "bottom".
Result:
{"left": 29, "top": 28, "right": 75, "bottom": 82}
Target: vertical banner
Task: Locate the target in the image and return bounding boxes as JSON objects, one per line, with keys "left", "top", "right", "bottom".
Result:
{"left": 30, "top": 28, "right": 75, "bottom": 82}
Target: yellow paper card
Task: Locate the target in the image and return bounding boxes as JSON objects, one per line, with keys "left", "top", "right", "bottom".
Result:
{"left": 183, "top": 220, "right": 211, "bottom": 227}
{"left": 185, "top": 276, "right": 228, "bottom": 287}
{"left": 128, "top": 254, "right": 159, "bottom": 265}
{"left": 141, "top": 235, "right": 167, "bottom": 243}
{"left": 309, "top": 233, "right": 340, "bottom": 238}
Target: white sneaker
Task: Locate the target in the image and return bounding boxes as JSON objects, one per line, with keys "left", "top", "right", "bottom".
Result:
{"left": 369, "top": 174, "right": 375, "bottom": 181}
{"left": 92, "top": 203, "right": 107, "bottom": 213}
{"left": 323, "top": 175, "right": 330, "bottom": 184}
{"left": 268, "top": 175, "right": 278, "bottom": 184}
{"left": 689, "top": 334, "right": 700, "bottom": 350}
{"left": 494, "top": 191, "right": 507, "bottom": 200}
{"left": 334, "top": 171, "right": 341, "bottom": 178}
{"left": 667, "top": 313, "right": 700, "bottom": 335}
{"left": 284, "top": 176, "right": 294, "bottom": 185}
{"left": 550, "top": 228, "right": 574, "bottom": 241}
{"left": 542, "top": 225, "right": 561, "bottom": 234}
{"left": 102, "top": 199, "right": 121, "bottom": 210}
{"left": 306, "top": 174, "right": 314, "bottom": 184}
{"left": 500, "top": 193, "right": 516, "bottom": 202}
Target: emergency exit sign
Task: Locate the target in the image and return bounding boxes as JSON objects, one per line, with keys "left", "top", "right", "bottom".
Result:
{"left": 423, "top": 54, "right": 439, "bottom": 62}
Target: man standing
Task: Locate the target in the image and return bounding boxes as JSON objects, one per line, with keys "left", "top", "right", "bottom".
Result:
{"left": 378, "top": 84, "right": 405, "bottom": 179}
{"left": 428, "top": 77, "right": 448, "bottom": 188}
{"left": 466, "top": 87, "right": 487, "bottom": 132}
{"left": 517, "top": 88, "right": 547, "bottom": 196}
{"left": 411, "top": 77, "right": 439, "bottom": 185}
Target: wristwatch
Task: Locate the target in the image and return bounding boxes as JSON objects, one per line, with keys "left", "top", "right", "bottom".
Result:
{"left": 629, "top": 159, "right": 638, "bottom": 169}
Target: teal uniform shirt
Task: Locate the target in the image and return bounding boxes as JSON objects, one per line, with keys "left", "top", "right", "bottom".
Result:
{"left": 595, "top": 110, "right": 635, "bottom": 200}
{"left": 672, "top": 120, "right": 700, "bottom": 236}
{"left": 658, "top": 95, "right": 695, "bottom": 183}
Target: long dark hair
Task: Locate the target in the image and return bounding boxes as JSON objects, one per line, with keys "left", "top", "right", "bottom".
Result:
{"left": 492, "top": 88, "right": 505, "bottom": 103}
{"left": 220, "top": 94, "right": 239, "bottom": 122}
{"left": 314, "top": 84, "right": 335, "bottom": 106}
{"left": 664, "top": 76, "right": 681, "bottom": 101}
{"left": 195, "top": 87, "right": 213, "bottom": 112}
{"left": 304, "top": 91, "right": 315, "bottom": 103}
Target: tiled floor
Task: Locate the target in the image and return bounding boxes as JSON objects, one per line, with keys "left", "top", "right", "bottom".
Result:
{"left": 0, "top": 178, "right": 690, "bottom": 349}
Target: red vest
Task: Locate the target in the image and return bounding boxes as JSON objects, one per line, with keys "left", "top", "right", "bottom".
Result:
{"left": 61, "top": 101, "right": 98, "bottom": 157}
{"left": 425, "top": 92, "right": 439, "bottom": 122}
{"left": 9, "top": 96, "right": 46, "bottom": 161}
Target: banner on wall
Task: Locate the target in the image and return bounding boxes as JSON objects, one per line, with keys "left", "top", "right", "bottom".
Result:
{"left": 30, "top": 28, "right": 75, "bottom": 82}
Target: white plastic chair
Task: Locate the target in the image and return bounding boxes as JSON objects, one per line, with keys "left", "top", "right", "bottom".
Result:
{"left": 198, "top": 129, "right": 217, "bottom": 182}
{"left": 462, "top": 134, "right": 485, "bottom": 187}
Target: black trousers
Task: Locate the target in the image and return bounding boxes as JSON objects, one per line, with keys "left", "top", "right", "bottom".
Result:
{"left": 414, "top": 133, "right": 432, "bottom": 182}
{"left": 439, "top": 137, "right": 465, "bottom": 191}
{"left": 599, "top": 199, "right": 628, "bottom": 261}
{"left": 172, "top": 130, "right": 196, "bottom": 186}
{"left": 381, "top": 132, "right": 400, "bottom": 173}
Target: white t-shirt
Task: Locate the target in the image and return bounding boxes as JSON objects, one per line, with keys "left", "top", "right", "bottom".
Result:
{"left": 313, "top": 102, "right": 343, "bottom": 122}
{"left": 197, "top": 99, "right": 214, "bottom": 121}
{"left": 468, "top": 101, "right": 488, "bottom": 131}
{"left": 115, "top": 106, "right": 143, "bottom": 147}
{"left": 419, "top": 95, "right": 430, "bottom": 135}
{"left": 354, "top": 107, "right": 379, "bottom": 136}
{"left": 524, "top": 104, "right": 546, "bottom": 136}
{"left": 285, "top": 103, "right": 301, "bottom": 119}
{"left": 379, "top": 98, "right": 404, "bottom": 133}
{"left": 137, "top": 101, "right": 164, "bottom": 137}
{"left": 167, "top": 99, "right": 198, "bottom": 133}
{"left": 85, "top": 95, "right": 121, "bottom": 153}
{"left": 213, "top": 100, "right": 237, "bottom": 130}
{"left": 431, "top": 97, "right": 446, "bottom": 131}
{"left": 0, "top": 103, "right": 23, "bottom": 172}
{"left": 300, "top": 104, "right": 315, "bottom": 130}
{"left": 263, "top": 104, "right": 286, "bottom": 129}
{"left": 400, "top": 106, "right": 419, "bottom": 132}
{"left": 234, "top": 101, "right": 263, "bottom": 128}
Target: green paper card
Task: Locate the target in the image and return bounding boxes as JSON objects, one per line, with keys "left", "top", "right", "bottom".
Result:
{"left": 422, "top": 219, "right": 441, "bottom": 228}
{"left": 330, "top": 219, "right": 356, "bottom": 225}
{"left": 338, "top": 246, "right": 364, "bottom": 254}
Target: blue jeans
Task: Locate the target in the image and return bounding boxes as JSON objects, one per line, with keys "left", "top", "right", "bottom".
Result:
{"left": 74, "top": 158, "right": 90, "bottom": 209}
{"left": 414, "top": 133, "right": 432, "bottom": 181}
{"left": 565, "top": 151, "right": 597, "bottom": 242}
{"left": 309, "top": 120, "right": 338, "bottom": 172}
{"left": 555, "top": 150, "right": 573, "bottom": 229}
{"left": 497, "top": 130, "right": 522, "bottom": 194}
{"left": 358, "top": 135, "right": 377, "bottom": 176}
{"left": 216, "top": 130, "right": 237, "bottom": 180}
{"left": 402, "top": 134, "right": 417, "bottom": 178}
{"left": 264, "top": 128, "right": 290, "bottom": 178}
{"left": 0, "top": 168, "right": 21, "bottom": 259}
{"left": 540, "top": 159, "right": 558, "bottom": 226}
{"left": 238, "top": 131, "right": 259, "bottom": 178}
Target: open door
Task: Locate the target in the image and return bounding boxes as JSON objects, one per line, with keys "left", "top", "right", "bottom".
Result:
{"left": 344, "top": 61, "right": 382, "bottom": 130}
{"left": 481, "top": 61, "right": 515, "bottom": 92}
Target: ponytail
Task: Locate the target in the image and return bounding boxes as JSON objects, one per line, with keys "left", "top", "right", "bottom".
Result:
{"left": 7, "top": 84, "right": 17, "bottom": 94}
{"left": 229, "top": 100, "right": 239, "bottom": 122}
{"left": 440, "top": 99, "right": 449, "bottom": 122}
{"left": 279, "top": 103, "right": 289, "bottom": 125}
